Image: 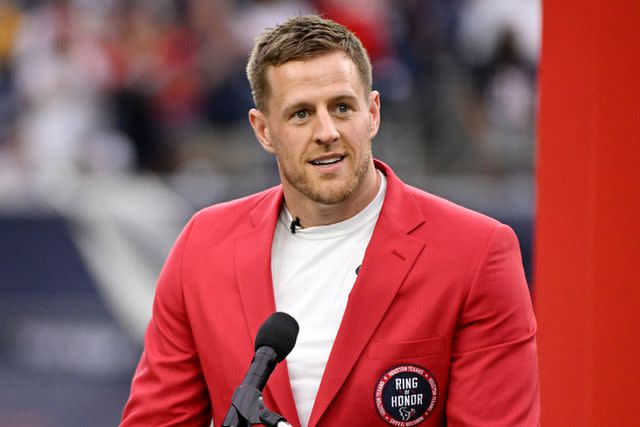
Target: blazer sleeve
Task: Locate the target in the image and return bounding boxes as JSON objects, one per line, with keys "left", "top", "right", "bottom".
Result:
{"left": 120, "top": 214, "right": 212, "bottom": 426}
{"left": 446, "top": 224, "right": 540, "bottom": 426}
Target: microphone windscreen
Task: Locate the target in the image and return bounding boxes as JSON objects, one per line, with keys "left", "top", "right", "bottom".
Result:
{"left": 255, "top": 312, "right": 299, "bottom": 362}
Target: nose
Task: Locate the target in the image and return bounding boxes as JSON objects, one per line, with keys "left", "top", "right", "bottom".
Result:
{"left": 313, "top": 109, "right": 339, "bottom": 145}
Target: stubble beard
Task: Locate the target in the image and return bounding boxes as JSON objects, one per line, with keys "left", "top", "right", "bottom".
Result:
{"left": 279, "top": 147, "right": 373, "bottom": 205}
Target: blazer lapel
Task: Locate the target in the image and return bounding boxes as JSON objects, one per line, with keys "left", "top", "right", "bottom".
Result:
{"left": 308, "top": 163, "right": 427, "bottom": 427}
{"left": 234, "top": 187, "right": 301, "bottom": 426}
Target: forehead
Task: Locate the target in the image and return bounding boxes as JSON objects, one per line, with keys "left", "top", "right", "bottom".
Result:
{"left": 265, "top": 51, "right": 366, "bottom": 110}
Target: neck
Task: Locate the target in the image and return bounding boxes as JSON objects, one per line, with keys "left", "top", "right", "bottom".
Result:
{"left": 283, "top": 166, "right": 380, "bottom": 228}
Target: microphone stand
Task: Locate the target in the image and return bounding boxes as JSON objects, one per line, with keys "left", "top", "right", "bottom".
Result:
{"left": 222, "top": 384, "right": 291, "bottom": 427}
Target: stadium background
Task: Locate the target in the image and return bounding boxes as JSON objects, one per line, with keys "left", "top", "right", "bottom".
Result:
{"left": 0, "top": 1, "right": 539, "bottom": 426}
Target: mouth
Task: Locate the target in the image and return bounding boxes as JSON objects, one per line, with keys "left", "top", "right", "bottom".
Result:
{"left": 309, "top": 155, "right": 345, "bottom": 167}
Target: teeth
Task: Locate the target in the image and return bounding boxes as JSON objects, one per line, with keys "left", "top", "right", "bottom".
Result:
{"left": 312, "top": 157, "right": 342, "bottom": 165}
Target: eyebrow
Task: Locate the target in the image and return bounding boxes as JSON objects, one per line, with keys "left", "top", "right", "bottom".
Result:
{"left": 281, "top": 93, "right": 360, "bottom": 117}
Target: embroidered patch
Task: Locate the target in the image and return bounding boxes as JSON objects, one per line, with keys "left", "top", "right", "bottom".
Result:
{"left": 374, "top": 364, "right": 438, "bottom": 426}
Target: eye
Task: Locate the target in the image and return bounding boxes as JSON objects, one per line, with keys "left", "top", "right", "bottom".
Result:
{"left": 336, "top": 104, "right": 350, "bottom": 114}
{"left": 294, "top": 110, "right": 308, "bottom": 120}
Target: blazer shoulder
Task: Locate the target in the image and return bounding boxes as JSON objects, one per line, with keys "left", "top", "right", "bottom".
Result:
{"left": 190, "top": 186, "right": 281, "bottom": 235}
{"left": 399, "top": 183, "right": 516, "bottom": 262}
{"left": 399, "top": 184, "right": 525, "bottom": 295}
{"left": 406, "top": 184, "right": 501, "bottom": 232}
{"left": 198, "top": 186, "right": 278, "bottom": 218}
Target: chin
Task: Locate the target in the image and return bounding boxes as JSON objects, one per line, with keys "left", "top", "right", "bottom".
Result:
{"left": 305, "top": 180, "right": 357, "bottom": 205}
{"left": 310, "top": 191, "right": 351, "bottom": 205}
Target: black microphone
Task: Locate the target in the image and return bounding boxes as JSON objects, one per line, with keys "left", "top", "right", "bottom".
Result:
{"left": 244, "top": 311, "right": 299, "bottom": 391}
{"left": 223, "top": 312, "right": 299, "bottom": 427}
{"left": 290, "top": 217, "right": 301, "bottom": 234}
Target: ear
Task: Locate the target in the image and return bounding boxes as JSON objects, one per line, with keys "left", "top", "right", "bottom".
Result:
{"left": 249, "top": 108, "right": 275, "bottom": 154}
{"left": 367, "top": 90, "right": 381, "bottom": 139}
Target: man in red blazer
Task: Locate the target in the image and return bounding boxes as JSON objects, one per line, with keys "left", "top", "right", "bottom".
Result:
{"left": 120, "top": 15, "right": 539, "bottom": 427}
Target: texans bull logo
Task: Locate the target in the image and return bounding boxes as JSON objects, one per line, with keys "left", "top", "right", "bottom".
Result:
{"left": 399, "top": 407, "right": 416, "bottom": 421}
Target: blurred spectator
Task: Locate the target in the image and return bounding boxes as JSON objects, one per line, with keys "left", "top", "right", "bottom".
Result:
{"left": 188, "top": 0, "right": 246, "bottom": 127}
{"left": 150, "top": 5, "right": 202, "bottom": 132}
{"left": 107, "top": 2, "right": 175, "bottom": 172}
{"left": 392, "top": 0, "right": 464, "bottom": 171}
{"left": 314, "top": 0, "right": 391, "bottom": 62}
{"left": 0, "top": 1, "right": 21, "bottom": 148}
{"left": 458, "top": 0, "right": 540, "bottom": 174}
{"left": 198, "top": 0, "right": 314, "bottom": 126}
{"left": 11, "top": 0, "right": 133, "bottom": 186}
{"left": 231, "top": 0, "right": 314, "bottom": 54}
{"left": 0, "top": 1, "right": 22, "bottom": 197}
{"left": 481, "top": 30, "right": 536, "bottom": 131}
{"left": 315, "top": 0, "right": 415, "bottom": 105}
{"left": 458, "top": 0, "right": 540, "bottom": 67}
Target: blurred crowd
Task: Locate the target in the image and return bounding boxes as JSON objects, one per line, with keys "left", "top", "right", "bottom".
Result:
{"left": 0, "top": 0, "right": 539, "bottom": 192}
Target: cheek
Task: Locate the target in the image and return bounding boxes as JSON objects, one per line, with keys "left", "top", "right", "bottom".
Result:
{"left": 277, "top": 129, "right": 309, "bottom": 154}
{"left": 348, "top": 122, "right": 374, "bottom": 150}
{"left": 271, "top": 136, "right": 301, "bottom": 164}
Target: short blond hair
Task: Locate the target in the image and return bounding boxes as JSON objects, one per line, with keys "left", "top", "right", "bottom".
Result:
{"left": 246, "top": 15, "right": 373, "bottom": 112}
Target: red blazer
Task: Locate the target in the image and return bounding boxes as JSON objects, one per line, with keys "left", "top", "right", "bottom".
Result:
{"left": 120, "top": 160, "right": 540, "bottom": 427}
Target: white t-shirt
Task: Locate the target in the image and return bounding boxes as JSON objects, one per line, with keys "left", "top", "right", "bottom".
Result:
{"left": 271, "top": 171, "right": 387, "bottom": 427}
